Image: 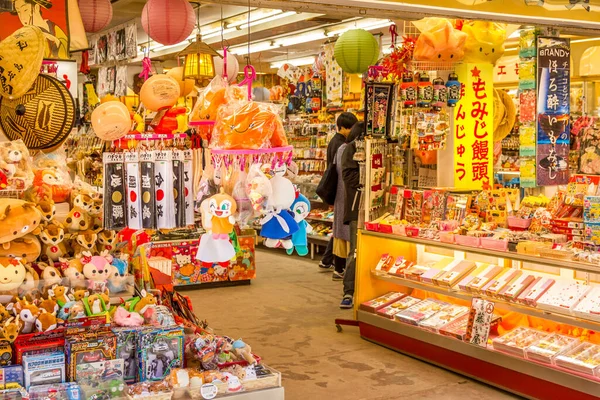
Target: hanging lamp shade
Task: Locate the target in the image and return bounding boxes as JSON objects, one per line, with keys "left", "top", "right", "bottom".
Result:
{"left": 214, "top": 50, "right": 240, "bottom": 83}
{"left": 78, "top": 0, "right": 113, "bottom": 33}
{"left": 334, "top": 29, "right": 380, "bottom": 74}
{"left": 179, "top": 34, "right": 221, "bottom": 85}
{"left": 141, "top": 0, "right": 195, "bottom": 46}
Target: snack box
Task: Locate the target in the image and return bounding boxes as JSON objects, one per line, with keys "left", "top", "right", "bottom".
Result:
{"left": 420, "top": 268, "right": 441, "bottom": 284}
{"left": 515, "top": 276, "right": 542, "bottom": 305}
{"left": 389, "top": 261, "right": 414, "bottom": 278}
{"left": 466, "top": 265, "right": 504, "bottom": 294}
{"left": 431, "top": 259, "right": 465, "bottom": 286}
{"left": 395, "top": 299, "right": 447, "bottom": 326}
{"left": 373, "top": 254, "right": 394, "bottom": 273}
{"left": 387, "top": 257, "right": 408, "bottom": 276}
{"left": 525, "top": 333, "right": 579, "bottom": 365}
{"left": 23, "top": 351, "right": 65, "bottom": 390}
{"left": 376, "top": 296, "right": 420, "bottom": 319}
{"left": 492, "top": 328, "right": 550, "bottom": 357}
{"left": 572, "top": 286, "right": 600, "bottom": 322}
{"left": 536, "top": 281, "right": 592, "bottom": 313}
{"left": 404, "top": 265, "right": 430, "bottom": 281}
{"left": 552, "top": 218, "right": 584, "bottom": 229}
{"left": 437, "top": 260, "right": 477, "bottom": 287}
{"left": 457, "top": 265, "right": 488, "bottom": 291}
{"left": 555, "top": 342, "right": 600, "bottom": 376}
{"left": 498, "top": 274, "right": 536, "bottom": 301}
{"left": 360, "top": 292, "right": 406, "bottom": 313}
{"left": 483, "top": 269, "right": 522, "bottom": 297}
{"left": 418, "top": 304, "right": 469, "bottom": 333}
{"left": 28, "top": 382, "right": 82, "bottom": 400}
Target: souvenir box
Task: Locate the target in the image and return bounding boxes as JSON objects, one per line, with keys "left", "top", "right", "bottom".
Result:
{"left": 555, "top": 342, "right": 600, "bottom": 376}
{"left": 65, "top": 328, "right": 116, "bottom": 382}
{"left": 431, "top": 259, "right": 464, "bottom": 286}
{"left": 492, "top": 328, "right": 550, "bottom": 357}
{"left": 536, "top": 281, "right": 592, "bottom": 313}
{"left": 525, "top": 333, "right": 579, "bottom": 365}
{"left": 23, "top": 352, "right": 65, "bottom": 390}
{"left": 465, "top": 265, "right": 503, "bottom": 294}
{"left": 112, "top": 327, "right": 140, "bottom": 383}
{"left": 457, "top": 265, "right": 488, "bottom": 291}
{"left": 387, "top": 257, "right": 410, "bottom": 276}
{"left": 418, "top": 304, "right": 469, "bottom": 333}
{"left": 372, "top": 254, "right": 394, "bottom": 274}
{"left": 395, "top": 299, "right": 447, "bottom": 326}
{"left": 360, "top": 292, "right": 406, "bottom": 313}
{"left": 436, "top": 261, "right": 477, "bottom": 287}
{"left": 404, "top": 265, "right": 430, "bottom": 281}
{"left": 439, "top": 314, "right": 470, "bottom": 340}
{"left": 498, "top": 274, "right": 536, "bottom": 301}
{"left": 376, "top": 296, "right": 420, "bottom": 319}
{"left": 572, "top": 286, "right": 600, "bottom": 322}
{"left": 420, "top": 268, "right": 441, "bottom": 284}
{"left": 483, "top": 269, "right": 522, "bottom": 297}
{"left": 138, "top": 326, "right": 184, "bottom": 382}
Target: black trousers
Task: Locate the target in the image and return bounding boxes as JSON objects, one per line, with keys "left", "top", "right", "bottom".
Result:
{"left": 320, "top": 237, "right": 333, "bottom": 265}
{"left": 343, "top": 221, "right": 358, "bottom": 296}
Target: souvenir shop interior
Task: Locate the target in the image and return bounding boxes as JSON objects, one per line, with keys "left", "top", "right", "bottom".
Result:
{"left": 1, "top": 0, "right": 600, "bottom": 399}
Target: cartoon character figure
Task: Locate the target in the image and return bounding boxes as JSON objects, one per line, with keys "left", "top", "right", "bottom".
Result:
{"left": 82, "top": 253, "right": 112, "bottom": 293}
{"left": 413, "top": 18, "right": 467, "bottom": 62}
{"left": 287, "top": 193, "right": 313, "bottom": 256}
{"left": 462, "top": 21, "right": 506, "bottom": 64}
{"left": 196, "top": 189, "right": 237, "bottom": 264}
{"left": 260, "top": 164, "right": 299, "bottom": 250}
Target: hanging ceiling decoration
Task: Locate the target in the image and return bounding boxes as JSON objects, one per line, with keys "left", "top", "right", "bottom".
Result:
{"left": 78, "top": 0, "right": 113, "bottom": 33}
{"left": 142, "top": 0, "right": 196, "bottom": 45}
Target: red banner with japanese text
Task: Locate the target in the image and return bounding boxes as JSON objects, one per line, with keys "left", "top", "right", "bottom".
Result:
{"left": 453, "top": 63, "right": 494, "bottom": 190}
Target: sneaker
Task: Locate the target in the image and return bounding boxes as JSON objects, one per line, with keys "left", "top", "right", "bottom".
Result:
{"left": 332, "top": 271, "right": 344, "bottom": 281}
{"left": 340, "top": 295, "right": 353, "bottom": 309}
{"left": 318, "top": 261, "right": 333, "bottom": 271}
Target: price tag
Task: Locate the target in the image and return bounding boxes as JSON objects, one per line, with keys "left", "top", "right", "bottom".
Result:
{"left": 201, "top": 383, "right": 218, "bottom": 399}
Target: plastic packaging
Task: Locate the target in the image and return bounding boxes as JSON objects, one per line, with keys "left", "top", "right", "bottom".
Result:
{"left": 245, "top": 163, "right": 272, "bottom": 214}
{"left": 401, "top": 73, "right": 417, "bottom": 108}
{"left": 432, "top": 77, "right": 446, "bottom": 110}
{"left": 446, "top": 73, "right": 461, "bottom": 107}
{"left": 417, "top": 73, "right": 433, "bottom": 108}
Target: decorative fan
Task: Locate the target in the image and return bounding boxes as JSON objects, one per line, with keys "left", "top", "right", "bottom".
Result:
{"left": 0, "top": 74, "right": 75, "bottom": 150}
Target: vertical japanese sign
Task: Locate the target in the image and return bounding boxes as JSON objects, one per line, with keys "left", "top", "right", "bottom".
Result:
{"left": 453, "top": 64, "right": 494, "bottom": 190}
{"left": 519, "top": 28, "right": 537, "bottom": 187}
{"left": 536, "top": 37, "right": 570, "bottom": 186}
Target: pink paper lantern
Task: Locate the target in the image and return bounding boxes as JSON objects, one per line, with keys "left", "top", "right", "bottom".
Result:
{"left": 78, "top": 0, "right": 113, "bottom": 33}
{"left": 141, "top": 0, "right": 196, "bottom": 46}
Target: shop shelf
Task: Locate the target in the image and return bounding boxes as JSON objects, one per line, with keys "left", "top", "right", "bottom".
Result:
{"left": 305, "top": 217, "right": 333, "bottom": 223}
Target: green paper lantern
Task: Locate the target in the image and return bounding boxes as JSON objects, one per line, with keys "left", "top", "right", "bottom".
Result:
{"left": 334, "top": 29, "right": 380, "bottom": 74}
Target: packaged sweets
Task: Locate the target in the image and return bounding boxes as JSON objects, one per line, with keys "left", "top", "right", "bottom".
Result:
{"left": 376, "top": 296, "right": 421, "bottom": 319}
{"left": 555, "top": 342, "right": 600, "bottom": 376}
{"left": 395, "top": 299, "right": 447, "bottom": 326}
{"left": 536, "top": 281, "right": 592, "bottom": 313}
{"left": 492, "top": 328, "right": 550, "bottom": 357}
{"left": 499, "top": 274, "right": 536, "bottom": 301}
{"left": 418, "top": 304, "right": 469, "bottom": 333}
{"left": 520, "top": 277, "right": 555, "bottom": 306}
{"left": 466, "top": 265, "right": 503, "bottom": 293}
{"left": 525, "top": 333, "right": 579, "bottom": 365}
{"left": 360, "top": 292, "right": 406, "bottom": 313}
{"left": 572, "top": 286, "right": 600, "bottom": 322}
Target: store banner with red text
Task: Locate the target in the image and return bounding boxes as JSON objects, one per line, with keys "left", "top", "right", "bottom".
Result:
{"left": 453, "top": 63, "right": 494, "bottom": 190}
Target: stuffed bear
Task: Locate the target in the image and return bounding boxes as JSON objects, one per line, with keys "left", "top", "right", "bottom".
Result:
{"left": 0, "top": 234, "right": 41, "bottom": 263}
{"left": 0, "top": 141, "right": 33, "bottom": 182}
{"left": 38, "top": 225, "right": 68, "bottom": 262}
{"left": 0, "top": 199, "right": 42, "bottom": 244}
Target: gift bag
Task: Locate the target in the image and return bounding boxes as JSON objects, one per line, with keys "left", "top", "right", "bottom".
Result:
{"left": 140, "top": 151, "right": 156, "bottom": 229}
{"left": 125, "top": 151, "right": 142, "bottom": 229}
{"left": 154, "top": 150, "right": 176, "bottom": 229}
{"left": 103, "top": 153, "right": 127, "bottom": 230}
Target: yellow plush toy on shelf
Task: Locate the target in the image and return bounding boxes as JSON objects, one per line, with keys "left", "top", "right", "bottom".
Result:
{"left": 462, "top": 21, "right": 507, "bottom": 64}
{"left": 413, "top": 18, "right": 467, "bottom": 62}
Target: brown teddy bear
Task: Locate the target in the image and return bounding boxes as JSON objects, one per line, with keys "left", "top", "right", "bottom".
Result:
{"left": 0, "top": 141, "right": 33, "bottom": 181}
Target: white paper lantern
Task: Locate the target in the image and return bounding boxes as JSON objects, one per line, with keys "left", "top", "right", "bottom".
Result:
{"left": 213, "top": 50, "right": 240, "bottom": 83}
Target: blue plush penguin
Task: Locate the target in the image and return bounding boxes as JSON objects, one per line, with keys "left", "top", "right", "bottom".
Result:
{"left": 287, "top": 193, "right": 313, "bottom": 256}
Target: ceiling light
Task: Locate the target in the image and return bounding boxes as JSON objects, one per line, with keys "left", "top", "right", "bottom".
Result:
{"left": 229, "top": 41, "right": 276, "bottom": 55}
{"left": 270, "top": 57, "right": 315, "bottom": 69}
{"left": 202, "top": 27, "right": 237, "bottom": 40}
{"left": 226, "top": 9, "right": 283, "bottom": 28}
{"left": 524, "top": 0, "right": 544, "bottom": 5}
{"left": 239, "top": 11, "right": 297, "bottom": 30}
{"left": 328, "top": 19, "right": 392, "bottom": 36}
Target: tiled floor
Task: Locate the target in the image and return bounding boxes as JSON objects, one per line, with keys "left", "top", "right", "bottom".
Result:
{"left": 185, "top": 249, "right": 521, "bottom": 400}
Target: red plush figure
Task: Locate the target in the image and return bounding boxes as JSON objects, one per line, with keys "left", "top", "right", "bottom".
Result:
{"left": 153, "top": 107, "right": 188, "bottom": 134}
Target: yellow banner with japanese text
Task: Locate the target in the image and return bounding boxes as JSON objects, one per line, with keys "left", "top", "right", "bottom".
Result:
{"left": 453, "top": 63, "right": 494, "bottom": 190}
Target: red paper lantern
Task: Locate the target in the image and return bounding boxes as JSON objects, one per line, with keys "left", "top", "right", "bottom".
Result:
{"left": 78, "top": 0, "right": 113, "bottom": 33}
{"left": 141, "top": 0, "right": 196, "bottom": 46}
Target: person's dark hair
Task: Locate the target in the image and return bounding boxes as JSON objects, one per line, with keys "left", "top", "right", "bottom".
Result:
{"left": 346, "top": 121, "right": 365, "bottom": 143}
{"left": 336, "top": 112, "right": 358, "bottom": 131}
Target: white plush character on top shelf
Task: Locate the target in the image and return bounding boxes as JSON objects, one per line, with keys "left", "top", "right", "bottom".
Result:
{"left": 260, "top": 163, "right": 299, "bottom": 250}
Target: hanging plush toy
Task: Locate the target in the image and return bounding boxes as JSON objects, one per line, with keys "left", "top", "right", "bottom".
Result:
{"left": 413, "top": 18, "right": 467, "bottom": 62}
{"left": 462, "top": 21, "right": 506, "bottom": 64}
{"left": 196, "top": 189, "right": 237, "bottom": 264}
{"left": 287, "top": 193, "right": 313, "bottom": 256}
{"left": 260, "top": 164, "right": 299, "bottom": 250}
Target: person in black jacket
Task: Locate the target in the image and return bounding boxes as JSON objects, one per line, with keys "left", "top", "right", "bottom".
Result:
{"left": 318, "top": 112, "right": 358, "bottom": 272}
{"left": 339, "top": 121, "right": 364, "bottom": 308}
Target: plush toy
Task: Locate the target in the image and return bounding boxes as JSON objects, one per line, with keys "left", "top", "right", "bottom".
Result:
{"left": 413, "top": 18, "right": 467, "bottom": 62}
{"left": 196, "top": 190, "right": 238, "bottom": 264}
{"left": 35, "top": 200, "right": 56, "bottom": 225}
{"left": 69, "top": 289, "right": 89, "bottom": 302}
{"left": 0, "top": 140, "right": 33, "bottom": 182}
{"left": 107, "top": 257, "right": 129, "bottom": 293}
{"left": 97, "top": 230, "right": 118, "bottom": 253}
{"left": 11, "top": 299, "right": 39, "bottom": 334}
{"left": 0, "top": 258, "right": 28, "bottom": 300}
{"left": 0, "top": 304, "right": 10, "bottom": 321}
{"left": 231, "top": 339, "right": 257, "bottom": 365}
{"left": 0, "top": 199, "right": 42, "bottom": 244}
{"left": 18, "top": 264, "right": 40, "bottom": 299}
{"left": 113, "top": 306, "right": 144, "bottom": 327}
{"left": 190, "top": 76, "right": 227, "bottom": 122}
{"left": 287, "top": 193, "right": 313, "bottom": 256}
{"left": 0, "top": 234, "right": 41, "bottom": 263}
{"left": 71, "top": 230, "right": 98, "bottom": 257}
{"left": 35, "top": 309, "right": 58, "bottom": 332}
{"left": 61, "top": 261, "right": 86, "bottom": 289}
{"left": 462, "top": 21, "right": 506, "bottom": 64}
{"left": 125, "top": 290, "right": 157, "bottom": 314}
{"left": 0, "top": 317, "right": 20, "bottom": 342}
{"left": 65, "top": 194, "right": 94, "bottom": 232}
{"left": 260, "top": 164, "right": 299, "bottom": 250}
{"left": 39, "top": 225, "right": 68, "bottom": 262}
{"left": 47, "top": 284, "right": 69, "bottom": 307}
{"left": 82, "top": 253, "right": 112, "bottom": 293}
{"left": 84, "top": 293, "right": 109, "bottom": 316}
{"left": 154, "top": 107, "right": 188, "bottom": 134}
{"left": 38, "top": 262, "right": 63, "bottom": 291}
{"left": 58, "top": 300, "right": 85, "bottom": 321}
{"left": 31, "top": 168, "right": 70, "bottom": 203}
{"left": 39, "top": 298, "right": 59, "bottom": 314}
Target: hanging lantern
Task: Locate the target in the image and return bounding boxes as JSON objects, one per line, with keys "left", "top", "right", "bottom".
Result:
{"left": 78, "top": 0, "right": 113, "bottom": 33}
{"left": 141, "top": 0, "right": 195, "bottom": 46}
{"left": 334, "top": 29, "right": 380, "bottom": 74}
{"left": 166, "top": 67, "right": 195, "bottom": 97}
{"left": 213, "top": 50, "right": 240, "bottom": 83}
{"left": 179, "top": 34, "right": 221, "bottom": 86}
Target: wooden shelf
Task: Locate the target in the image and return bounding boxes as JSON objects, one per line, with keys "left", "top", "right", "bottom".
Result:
{"left": 306, "top": 217, "right": 333, "bottom": 223}
{"left": 308, "top": 235, "right": 329, "bottom": 244}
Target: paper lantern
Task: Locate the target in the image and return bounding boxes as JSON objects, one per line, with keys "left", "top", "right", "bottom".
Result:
{"left": 334, "top": 29, "right": 380, "bottom": 74}
{"left": 0, "top": 26, "right": 45, "bottom": 99}
{"left": 166, "top": 67, "right": 195, "bottom": 97}
{"left": 141, "top": 0, "right": 195, "bottom": 46}
{"left": 214, "top": 50, "right": 240, "bottom": 83}
{"left": 78, "top": 0, "right": 113, "bottom": 33}
{"left": 139, "top": 74, "right": 181, "bottom": 111}
{"left": 180, "top": 35, "right": 221, "bottom": 84}
{"left": 91, "top": 101, "right": 131, "bottom": 141}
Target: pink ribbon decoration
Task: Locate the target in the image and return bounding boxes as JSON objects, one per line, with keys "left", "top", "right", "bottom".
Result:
{"left": 223, "top": 47, "right": 229, "bottom": 82}
{"left": 139, "top": 57, "right": 152, "bottom": 81}
{"left": 389, "top": 24, "right": 398, "bottom": 48}
{"left": 238, "top": 64, "right": 256, "bottom": 100}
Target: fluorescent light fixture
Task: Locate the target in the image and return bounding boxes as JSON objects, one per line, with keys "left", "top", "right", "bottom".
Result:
{"left": 229, "top": 41, "right": 275, "bottom": 55}
{"left": 276, "top": 31, "right": 327, "bottom": 47}
{"left": 202, "top": 27, "right": 237, "bottom": 40}
{"left": 270, "top": 57, "right": 315, "bottom": 69}
{"left": 572, "top": 37, "right": 600, "bottom": 43}
{"left": 226, "top": 9, "right": 282, "bottom": 28}
{"left": 328, "top": 19, "right": 392, "bottom": 36}
{"left": 508, "top": 29, "right": 521, "bottom": 39}
{"left": 239, "top": 11, "right": 297, "bottom": 30}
